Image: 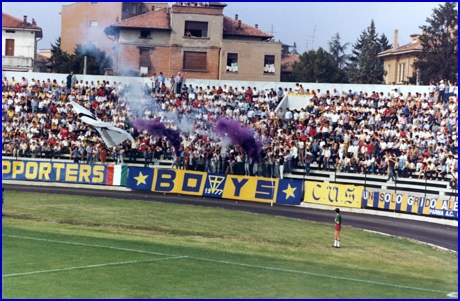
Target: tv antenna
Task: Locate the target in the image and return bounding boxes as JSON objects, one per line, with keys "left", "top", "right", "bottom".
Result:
{"left": 270, "top": 24, "right": 278, "bottom": 37}
{"left": 309, "top": 25, "right": 316, "bottom": 50}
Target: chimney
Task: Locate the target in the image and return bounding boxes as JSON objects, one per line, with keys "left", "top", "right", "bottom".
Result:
{"left": 116, "top": 17, "right": 119, "bottom": 22}
{"left": 32, "top": 18, "right": 36, "bottom": 26}
{"left": 255, "top": 24, "right": 258, "bottom": 29}
{"left": 393, "top": 29, "right": 398, "bottom": 50}
{"left": 238, "top": 20, "right": 241, "bottom": 29}
{"left": 235, "top": 14, "right": 238, "bottom": 21}
{"left": 23, "top": 15, "right": 27, "bottom": 24}
{"left": 151, "top": 5, "right": 155, "bottom": 11}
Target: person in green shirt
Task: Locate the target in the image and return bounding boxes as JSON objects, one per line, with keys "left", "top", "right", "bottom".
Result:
{"left": 333, "top": 208, "right": 342, "bottom": 248}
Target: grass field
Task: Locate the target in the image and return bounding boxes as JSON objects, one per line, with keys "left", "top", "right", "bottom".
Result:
{"left": 2, "top": 191, "right": 458, "bottom": 298}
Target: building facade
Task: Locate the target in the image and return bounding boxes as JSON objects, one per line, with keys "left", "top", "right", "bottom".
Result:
{"left": 377, "top": 29, "right": 423, "bottom": 85}
{"left": 2, "top": 13, "right": 43, "bottom": 72}
{"left": 60, "top": 2, "right": 168, "bottom": 55}
{"left": 105, "top": 2, "right": 282, "bottom": 81}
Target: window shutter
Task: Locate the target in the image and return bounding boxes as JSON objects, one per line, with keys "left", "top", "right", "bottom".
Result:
{"left": 183, "top": 51, "right": 207, "bottom": 70}
{"left": 139, "top": 49, "right": 151, "bottom": 67}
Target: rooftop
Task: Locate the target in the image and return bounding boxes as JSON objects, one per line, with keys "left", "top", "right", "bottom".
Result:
{"left": 222, "top": 16, "right": 272, "bottom": 38}
{"left": 378, "top": 35, "right": 422, "bottom": 57}
{"left": 281, "top": 53, "right": 300, "bottom": 73}
{"left": 2, "top": 12, "right": 42, "bottom": 32}
{"left": 112, "top": 8, "right": 170, "bottom": 29}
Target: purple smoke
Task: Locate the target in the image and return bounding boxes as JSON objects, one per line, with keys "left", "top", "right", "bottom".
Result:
{"left": 215, "top": 119, "right": 262, "bottom": 162}
{"left": 133, "top": 118, "right": 183, "bottom": 156}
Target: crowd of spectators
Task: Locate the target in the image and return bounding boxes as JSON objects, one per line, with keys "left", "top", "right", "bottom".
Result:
{"left": 2, "top": 73, "right": 458, "bottom": 185}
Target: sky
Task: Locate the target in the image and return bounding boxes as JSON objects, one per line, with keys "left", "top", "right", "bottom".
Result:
{"left": 2, "top": 2, "right": 449, "bottom": 54}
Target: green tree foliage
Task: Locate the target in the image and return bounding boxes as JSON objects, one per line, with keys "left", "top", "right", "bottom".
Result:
{"left": 377, "top": 33, "right": 392, "bottom": 53}
{"left": 349, "top": 30, "right": 367, "bottom": 66}
{"left": 48, "top": 37, "right": 76, "bottom": 73}
{"left": 347, "top": 20, "right": 391, "bottom": 84}
{"left": 328, "top": 32, "right": 350, "bottom": 69}
{"left": 412, "top": 2, "right": 458, "bottom": 84}
{"left": 287, "top": 47, "right": 347, "bottom": 83}
{"left": 48, "top": 37, "right": 112, "bottom": 75}
{"left": 74, "top": 43, "right": 113, "bottom": 75}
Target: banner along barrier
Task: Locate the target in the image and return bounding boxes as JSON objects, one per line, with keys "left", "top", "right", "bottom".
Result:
{"left": 126, "top": 167, "right": 303, "bottom": 205}
{"left": 4, "top": 160, "right": 456, "bottom": 219}
{"left": 362, "top": 190, "right": 458, "bottom": 219}
{"left": 2, "top": 160, "right": 127, "bottom": 186}
{"left": 303, "top": 181, "right": 362, "bottom": 208}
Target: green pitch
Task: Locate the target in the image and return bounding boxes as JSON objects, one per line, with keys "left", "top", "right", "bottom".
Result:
{"left": 2, "top": 191, "right": 458, "bottom": 298}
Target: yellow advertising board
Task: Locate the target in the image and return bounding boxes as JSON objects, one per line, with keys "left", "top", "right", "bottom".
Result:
{"left": 222, "top": 175, "right": 279, "bottom": 203}
{"left": 303, "top": 181, "right": 362, "bottom": 208}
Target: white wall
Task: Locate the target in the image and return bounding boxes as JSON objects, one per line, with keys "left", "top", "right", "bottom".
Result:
{"left": 2, "top": 29, "right": 36, "bottom": 58}
{"left": 276, "top": 95, "right": 313, "bottom": 112}
{"left": 3, "top": 70, "right": 442, "bottom": 98}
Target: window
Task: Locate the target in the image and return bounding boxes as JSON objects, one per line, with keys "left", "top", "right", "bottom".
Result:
{"left": 139, "top": 48, "right": 152, "bottom": 67}
{"left": 90, "top": 20, "right": 98, "bottom": 27}
{"left": 183, "top": 51, "right": 207, "bottom": 71}
{"left": 264, "top": 55, "right": 275, "bottom": 73}
{"left": 184, "top": 21, "right": 208, "bottom": 38}
{"left": 226, "top": 53, "right": 238, "bottom": 72}
{"left": 140, "top": 30, "right": 151, "bottom": 39}
{"left": 398, "top": 63, "right": 405, "bottom": 83}
{"left": 140, "top": 66, "right": 148, "bottom": 76}
{"left": 5, "top": 30, "right": 15, "bottom": 33}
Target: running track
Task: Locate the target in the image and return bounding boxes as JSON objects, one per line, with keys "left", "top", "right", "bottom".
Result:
{"left": 3, "top": 184, "right": 458, "bottom": 252}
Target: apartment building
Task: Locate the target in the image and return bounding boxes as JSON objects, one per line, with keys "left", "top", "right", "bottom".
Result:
{"left": 2, "top": 13, "right": 43, "bottom": 72}
{"left": 60, "top": 2, "right": 168, "bottom": 55}
{"left": 378, "top": 29, "right": 423, "bottom": 85}
{"left": 104, "top": 2, "right": 282, "bottom": 81}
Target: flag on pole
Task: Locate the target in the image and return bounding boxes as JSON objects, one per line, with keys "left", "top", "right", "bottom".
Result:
{"left": 70, "top": 100, "right": 134, "bottom": 147}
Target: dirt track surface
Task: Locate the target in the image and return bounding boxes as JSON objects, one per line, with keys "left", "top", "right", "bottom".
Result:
{"left": 3, "top": 184, "right": 458, "bottom": 252}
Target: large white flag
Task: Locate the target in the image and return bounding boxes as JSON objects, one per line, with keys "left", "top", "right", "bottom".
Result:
{"left": 70, "top": 100, "right": 134, "bottom": 147}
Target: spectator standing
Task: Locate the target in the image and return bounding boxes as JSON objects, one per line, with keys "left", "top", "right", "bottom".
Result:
{"left": 85, "top": 143, "right": 93, "bottom": 164}
{"left": 386, "top": 153, "right": 397, "bottom": 183}
{"left": 333, "top": 208, "right": 342, "bottom": 248}
{"left": 71, "top": 146, "right": 80, "bottom": 163}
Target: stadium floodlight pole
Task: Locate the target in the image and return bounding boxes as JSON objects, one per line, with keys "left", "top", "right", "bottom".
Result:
{"left": 270, "top": 173, "right": 274, "bottom": 207}
{"left": 364, "top": 170, "right": 367, "bottom": 193}
{"left": 394, "top": 174, "right": 397, "bottom": 195}
{"left": 334, "top": 165, "right": 337, "bottom": 184}
{"left": 424, "top": 175, "right": 427, "bottom": 201}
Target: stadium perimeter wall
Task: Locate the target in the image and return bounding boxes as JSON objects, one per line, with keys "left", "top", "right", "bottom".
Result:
{"left": 3, "top": 159, "right": 457, "bottom": 222}
{"left": 2, "top": 71, "right": 437, "bottom": 97}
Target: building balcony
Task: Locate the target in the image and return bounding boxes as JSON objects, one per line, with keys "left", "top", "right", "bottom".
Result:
{"left": 2, "top": 56, "right": 34, "bottom": 71}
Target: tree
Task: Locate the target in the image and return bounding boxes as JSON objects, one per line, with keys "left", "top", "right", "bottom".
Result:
{"left": 377, "top": 33, "right": 392, "bottom": 53}
{"left": 349, "top": 29, "right": 367, "bottom": 66}
{"left": 328, "top": 32, "right": 350, "bottom": 69}
{"left": 48, "top": 37, "right": 112, "bottom": 75}
{"left": 412, "top": 2, "right": 458, "bottom": 84}
{"left": 346, "top": 29, "right": 367, "bottom": 82}
{"left": 48, "top": 37, "right": 77, "bottom": 73}
{"left": 347, "top": 20, "right": 387, "bottom": 84}
{"left": 74, "top": 43, "right": 113, "bottom": 75}
{"left": 287, "top": 47, "right": 347, "bottom": 83}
